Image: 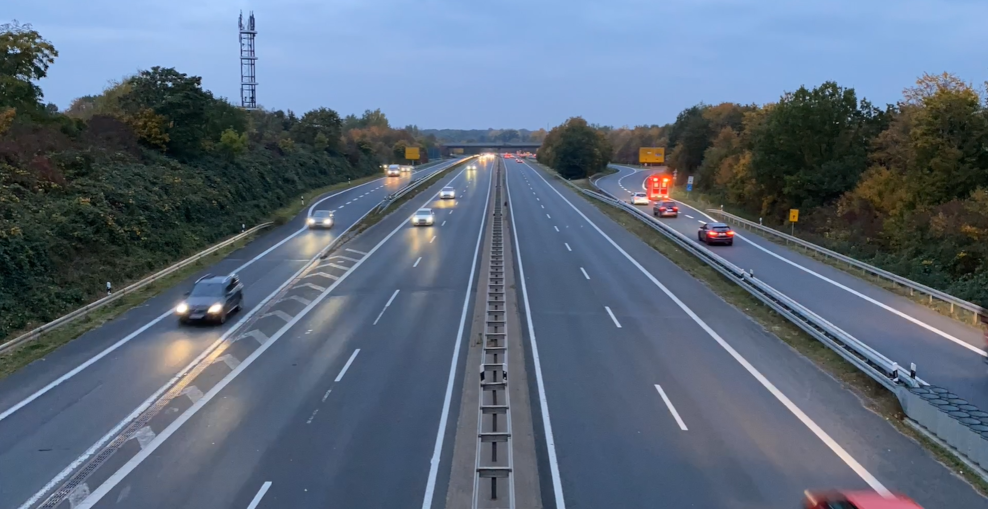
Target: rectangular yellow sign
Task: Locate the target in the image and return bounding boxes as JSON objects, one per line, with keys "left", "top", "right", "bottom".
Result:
{"left": 639, "top": 147, "right": 665, "bottom": 164}
{"left": 405, "top": 147, "right": 420, "bottom": 160}
{"left": 789, "top": 209, "right": 799, "bottom": 222}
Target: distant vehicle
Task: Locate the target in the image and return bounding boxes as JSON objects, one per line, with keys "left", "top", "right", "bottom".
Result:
{"left": 440, "top": 186, "right": 456, "bottom": 199}
{"left": 400, "top": 165, "right": 412, "bottom": 172}
{"left": 515, "top": 158, "right": 523, "bottom": 163}
{"left": 387, "top": 164, "right": 400, "bottom": 177}
{"left": 176, "top": 274, "right": 244, "bottom": 325}
{"left": 467, "top": 164, "right": 477, "bottom": 170}
{"left": 653, "top": 200, "right": 678, "bottom": 217}
{"left": 412, "top": 208, "right": 435, "bottom": 226}
{"left": 698, "top": 222, "right": 734, "bottom": 245}
{"left": 631, "top": 192, "right": 649, "bottom": 205}
{"left": 803, "top": 490, "right": 924, "bottom": 509}
{"left": 307, "top": 210, "right": 334, "bottom": 229}
{"left": 504, "top": 154, "right": 514, "bottom": 159}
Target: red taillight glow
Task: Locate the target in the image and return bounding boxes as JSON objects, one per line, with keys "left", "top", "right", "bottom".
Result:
{"left": 673, "top": 207, "right": 679, "bottom": 211}
{"left": 726, "top": 231, "right": 735, "bottom": 236}
{"left": 707, "top": 231, "right": 717, "bottom": 236}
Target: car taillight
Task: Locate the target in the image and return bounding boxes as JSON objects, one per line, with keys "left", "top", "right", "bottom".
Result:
{"left": 659, "top": 207, "right": 666, "bottom": 211}
{"left": 726, "top": 231, "right": 735, "bottom": 236}
{"left": 707, "top": 231, "right": 717, "bottom": 236}
{"left": 673, "top": 207, "right": 678, "bottom": 211}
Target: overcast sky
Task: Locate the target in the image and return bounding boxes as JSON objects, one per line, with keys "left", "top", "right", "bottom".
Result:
{"left": 7, "top": 0, "right": 987, "bottom": 129}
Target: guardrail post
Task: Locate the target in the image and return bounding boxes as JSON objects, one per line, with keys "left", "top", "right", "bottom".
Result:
{"left": 910, "top": 363, "right": 917, "bottom": 379}
{"left": 106, "top": 281, "right": 112, "bottom": 296}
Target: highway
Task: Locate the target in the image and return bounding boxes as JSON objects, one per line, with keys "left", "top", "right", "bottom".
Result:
{"left": 27, "top": 159, "right": 492, "bottom": 509}
{"left": 0, "top": 160, "right": 461, "bottom": 509}
{"left": 599, "top": 165, "right": 988, "bottom": 411}
{"left": 508, "top": 159, "right": 985, "bottom": 508}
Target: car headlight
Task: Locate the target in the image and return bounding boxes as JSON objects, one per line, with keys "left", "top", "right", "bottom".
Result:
{"left": 176, "top": 302, "right": 189, "bottom": 314}
{"left": 207, "top": 303, "right": 223, "bottom": 314}
{"left": 307, "top": 218, "right": 315, "bottom": 225}
{"left": 323, "top": 219, "right": 332, "bottom": 225}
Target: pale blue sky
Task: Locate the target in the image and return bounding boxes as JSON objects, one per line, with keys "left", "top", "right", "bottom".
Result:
{"left": 7, "top": 0, "right": 987, "bottom": 129}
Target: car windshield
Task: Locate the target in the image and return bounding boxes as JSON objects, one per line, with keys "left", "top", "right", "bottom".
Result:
{"left": 190, "top": 282, "right": 225, "bottom": 298}
{"left": 417, "top": 209, "right": 431, "bottom": 215}
{"left": 313, "top": 211, "right": 332, "bottom": 218}
{"left": 713, "top": 226, "right": 731, "bottom": 231}
{"left": 634, "top": 193, "right": 646, "bottom": 197}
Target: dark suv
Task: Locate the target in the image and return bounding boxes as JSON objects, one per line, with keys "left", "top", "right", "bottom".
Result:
{"left": 698, "top": 222, "right": 735, "bottom": 246}
{"left": 653, "top": 201, "right": 679, "bottom": 218}
{"left": 176, "top": 274, "right": 244, "bottom": 324}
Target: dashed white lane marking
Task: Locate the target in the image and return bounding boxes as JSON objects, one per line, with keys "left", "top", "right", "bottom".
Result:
{"left": 546, "top": 213, "right": 551, "bottom": 219}
{"left": 654, "top": 385, "right": 688, "bottom": 431}
{"left": 321, "top": 388, "right": 332, "bottom": 402}
{"left": 430, "top": 236, "right": 436, "bottom": 243}
{"left": 373, "top": 290, "right": 400, "bottom": 325}
{"left": 442, "top": 220, "right": 447, "bottom": 226}
{"left": 541, "top": 205, "right": 545, "bottom": 209}
{"left": 580, "top": 267, "right": 590, "bottom": 280}
{"left": 414, "top": 257, "right": 422, "bottom": 268}
{"left": 685, "top": 214, "right": 694, "bottom": 219}
{"left": 335, "top": 349, "right": 360, "bottom": 382}
{"left": 604, "top": 306, "right": 622, "bottom": 328}
{"left": 246, "top": 482, "right": 272, "bottom": 509}
{"left": 553, "top": 226, "right": 560, "bottom": 232}
{"left": 565, "top": 243, "right": 572, "bottom": 252}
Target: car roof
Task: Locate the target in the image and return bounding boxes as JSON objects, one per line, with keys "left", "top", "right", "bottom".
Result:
{"left": 196, "top": 274, "right": 230, "bottom": 285}
{"left": 442, "top": 185, "right": 454, "bottom": 189}
{"left": 708, "top": 222, "right": 730, "bottom": 228}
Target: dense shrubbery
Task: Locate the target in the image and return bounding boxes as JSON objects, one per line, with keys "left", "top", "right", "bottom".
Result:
{"left": 536, "top": 117, "right": 612, "bottom": 179}
{"left": 661, "top": 74, "right": 988, "bottom": 305}
{"left": 0, "top": 21, "right": 425, "bottom": 339}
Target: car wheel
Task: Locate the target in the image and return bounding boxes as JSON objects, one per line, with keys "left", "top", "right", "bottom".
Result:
{"left": 653, "top": 211, "right": 658, "bottom": 216}
{"left": 179, "top": 317, "right": 188, "bottom": 325}
{"left": 218, "top": 310, "right": 227, "bottom": 324}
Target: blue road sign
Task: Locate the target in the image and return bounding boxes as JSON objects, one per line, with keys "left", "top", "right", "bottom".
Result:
{"left": 686, "top": 183, "right": 693, "bottom": 191}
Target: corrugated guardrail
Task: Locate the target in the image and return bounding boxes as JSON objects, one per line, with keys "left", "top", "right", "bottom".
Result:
{"left": 708, "top": 209, "right": 985, "bottom": 323}
{"left": 376, "top": 157, "right": 473, "bottom": 213}
{"left": 0, "top": 223, "right": 273, "bottom": 355}
{"left": 564, "top": 172, "right": 988, "bottom": 477}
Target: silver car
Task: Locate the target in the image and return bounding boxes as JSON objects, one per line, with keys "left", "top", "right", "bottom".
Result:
{"left": 440, "top": 186, "right": 456, "bottom": 199}
{"left": 307, "top": 210, "right": 334, "bottom": 229}
{"left": 412, "top": 208, "right": 435, "bottom": 226}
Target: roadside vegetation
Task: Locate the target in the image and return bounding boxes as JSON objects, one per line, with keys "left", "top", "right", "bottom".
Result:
{"left": 543, "top": 73, "right": 988, "bottom": 308}
{"left": 0, "top": 21, "right": 435, "bottom": 343}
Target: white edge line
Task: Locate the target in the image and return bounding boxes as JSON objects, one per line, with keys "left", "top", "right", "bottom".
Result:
{"left": 506, "top": 162, "right": 567, "bottom": 509}
{"left": 334, "top": 349, "right": 361, "bottom": 382}
{"left": 0, "top": 172, "right": 401, "bottom": 425}
{"left": 420, "top": 159, "right": 493, "bottom": 509}
{"left": 522, "top": 160, "right": 892, "bottom": 497}
{"left": 246, "top": 481, "right": 272, "bottom": 509}
{"left": 654, "top": 385, "right": 688, "bottom": 431}
{"left": 15, "top": 194, "right": 382, "bottom": 509}
{"left": 65, "top": 163, "right": 472, "bottom": 509}
{"left": 604, "top": 306, "right": 622, "bottom": 328}
{"left": 677, "top": 202, "right": 986, "bottom": 356}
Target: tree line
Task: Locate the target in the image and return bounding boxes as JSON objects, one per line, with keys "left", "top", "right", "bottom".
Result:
{"left": 539, "top": 72, "right": 988, "bottom": 305}
{"left": 0, "top": 21, "right": 431, "bottom": 340}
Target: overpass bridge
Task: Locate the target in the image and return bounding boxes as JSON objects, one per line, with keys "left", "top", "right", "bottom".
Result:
{"left": 443, "top": 141, "right": 541, "bottom": 155}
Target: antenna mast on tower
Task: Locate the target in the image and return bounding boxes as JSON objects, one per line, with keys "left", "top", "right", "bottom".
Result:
{"left": 238, "top": 11, "right": 257, "bottom": 110}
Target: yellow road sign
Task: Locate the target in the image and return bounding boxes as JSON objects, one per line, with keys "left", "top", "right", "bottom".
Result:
{"left": 405, "top": 147, "right": 420, "bottom": 160}
{"left": 639, "top": 147, "right": 665, "bottom": 164}
{"left": 789, "top": 209, "right": 799, "bottom": 222}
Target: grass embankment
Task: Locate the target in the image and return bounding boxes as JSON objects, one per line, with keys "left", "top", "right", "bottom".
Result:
{"left": 674, "top": 190, "right": 984, "bottom": 327}
{"left": 573, "top": 185, "right": 988, "bottom": 493}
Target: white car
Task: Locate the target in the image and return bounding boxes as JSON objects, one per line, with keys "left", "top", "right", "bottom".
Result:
{"left": 440, "top": 186, "right": 456, "bottom": 199}
{"left": 631, "top": 192, "right": 649, "bottom": 205}
{"left": 387, "top": 164, "right": 400, "bottom": 177}
{"left": 400, "top": 165, "right": 412, "bottom": 172}
{"left": 412, "top": 208, "right": 435, "bottom": 226}
{"left": 307, "top": 210, "right": 334, "bottom": 229}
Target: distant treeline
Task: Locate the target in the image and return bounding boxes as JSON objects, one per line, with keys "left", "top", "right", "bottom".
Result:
{"left": 421, "top": 128, "right": 546, "bottom": 144}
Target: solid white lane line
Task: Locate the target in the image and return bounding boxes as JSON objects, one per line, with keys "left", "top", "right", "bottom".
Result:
{"left": 523, "top": 161, "right": 892, "bottom": 497}
{"left": 604, "top": 306, "right": 622, "bottom": 328}
{"left": 687, "top": 206, "right": 985, "bottom": 355}
{"left": 334, "top": 349, "right": 360, "bottom": 382}
{"left": 654, "top": 385, "right": 688, "bottom": 431}
{"left": 580, "top": 267, "right": 590, "bottom": 280}
{"left": 565, "top": 243, "right": 572, "bottom": 252}
{"left": 430, "top": 236, "right": 436, "bottom": 244}
{"left": 506, "top": 167, "right": 566, "bottom": 509}
{"left": 442, "top": 220, "right": 447, "bottom": 226}
{"left": 420, "top": 161, "right": 493, "bottom": 509}
{"left": 373, "top": 290, "right": 400, "bottom": 325}
{"left": 246, "top": 482, "right": 272, "bottom": 509}
{"left": 69, "top": 165, "right": 472, "bottom": 509}
{"left": 414, "top": 257, "right": 422, "bottom": 268}
{"left": 553, "top": 226, "right": 560, "bottom": 232}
